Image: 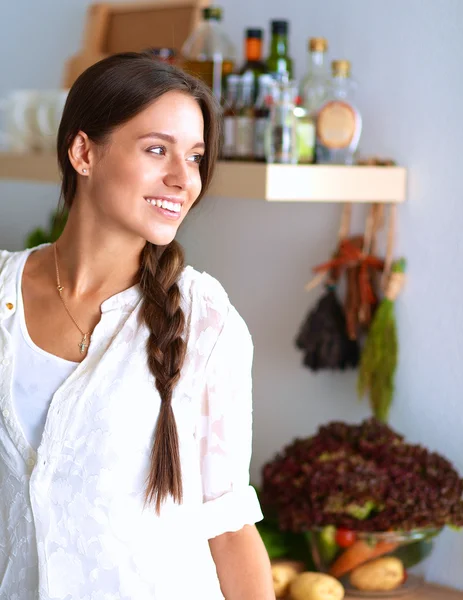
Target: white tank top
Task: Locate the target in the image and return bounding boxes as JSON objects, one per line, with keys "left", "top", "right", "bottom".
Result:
{"left": 4, "top": 253, "right": 79, "bottom": 450}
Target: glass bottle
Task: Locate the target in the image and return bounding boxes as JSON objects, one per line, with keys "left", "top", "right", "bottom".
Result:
{"left": 181, "top": 6, "right": 236, "bottom": 100}
{"left": 253, "top": 74, "right": 274, "bottom": 162}
{"left": 239, "top": 28, "right": 267, "bottom": 102}
{"left": 316, "top": 60, "right": 362, "bottom": 165}
{"left": 266, "top": 20, "right": 293, "bottom": 80}
{"left": 297, "top": 38, "right": 329, "bottom": 164}
{"left": 235, "top": 75, "right": 255, "bottom": 161}
{"left": 221, "top": 74, "right": 240, "bottom": 160}
{"left": 265, "top": 75, "right": 298, "bottom": 164}
{"left": 300, "top": 37, "right": 330, "bottom": 116}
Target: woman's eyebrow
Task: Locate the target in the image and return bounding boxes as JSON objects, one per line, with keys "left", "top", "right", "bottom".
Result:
{"left": 138, "top": 132, "right": 205, "bottom": 149}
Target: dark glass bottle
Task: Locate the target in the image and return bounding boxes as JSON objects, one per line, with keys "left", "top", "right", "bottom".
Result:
{"left": 266, "top": 20, "right": 293, "bottom": 80}
{"left": 239, "top": 28, "right": 267, "bottom": 100}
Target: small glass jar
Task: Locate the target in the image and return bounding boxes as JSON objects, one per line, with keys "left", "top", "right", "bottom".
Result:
{"left": 265, "top": 75, "right": 298, "bottom": 164}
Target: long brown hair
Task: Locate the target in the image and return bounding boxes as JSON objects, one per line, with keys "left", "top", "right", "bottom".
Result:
{"left": 56, "top": 52, "right": 222, "bottom": 513}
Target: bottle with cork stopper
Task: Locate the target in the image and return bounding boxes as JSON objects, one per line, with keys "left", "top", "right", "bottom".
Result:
{"left": 316, "top": 59, "right": 362, "bottom": 165}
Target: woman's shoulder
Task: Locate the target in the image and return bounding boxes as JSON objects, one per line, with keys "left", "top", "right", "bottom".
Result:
{"left": 0, "top": 249, "right": 13, "bottom": 266}
{"left": 180, "top": 265, "right": 251, "bottom": 344}
{"left": 0, "top": 244, "right": 49, "bottom": 289}
{"left": 0, "top": 247, "right": 27, "bottom": 276}
{"left": 181, "top": 265, "right": 231, "bottom": 317}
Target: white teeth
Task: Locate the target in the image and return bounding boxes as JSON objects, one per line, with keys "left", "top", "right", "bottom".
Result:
{"left": 146, "top": 198, "right": 181, "bottom": 213}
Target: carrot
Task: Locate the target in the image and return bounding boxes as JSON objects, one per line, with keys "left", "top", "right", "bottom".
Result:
{"left": 329, "top": 540, "right": 399, "bottom": 578}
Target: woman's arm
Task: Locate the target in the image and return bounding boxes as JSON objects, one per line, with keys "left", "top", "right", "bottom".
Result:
{"left": 209, "top": 524, "right": 275, "bottom": 600}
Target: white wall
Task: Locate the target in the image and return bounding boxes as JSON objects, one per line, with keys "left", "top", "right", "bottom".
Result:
{"left": 1, "top": 0, "right": 463, "bottom": 589}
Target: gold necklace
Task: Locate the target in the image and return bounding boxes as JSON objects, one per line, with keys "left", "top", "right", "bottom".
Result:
{"left": 53, "top": 243, "right": 91, "bottom": 355}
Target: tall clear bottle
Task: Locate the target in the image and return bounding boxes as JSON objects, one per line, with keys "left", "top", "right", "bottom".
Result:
{"left": 181, "top": 6, "right": 236, "bottom": 100}
{"left": 297, "top": 38, "right": 330, "bottom": 164}
{"left": 221, "top": 74, "right": 240, "bottom": 160}
{"left": 253, "top": 74, "right": 273, "bottom": 162}
{"left": 316, "top": 60, "right": 362, "bottom": 165}
{"left": 265, "top": 75, "right": 298, "bottom": 164}
{"left": 300, "top": 37, "right": 330, "bottom": 116}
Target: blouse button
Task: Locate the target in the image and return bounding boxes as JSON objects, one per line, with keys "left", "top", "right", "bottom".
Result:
{"left": 6, "top": 302, "right": 14, "bottom": 310}
{"left": 27, "top": 457, "right": 35, "bottom": 467}
{"left": 2, "top": 409, "right": 9, "bottom": 418}
{"left": 2, "top": 359, "right": 10, "bottom": 366}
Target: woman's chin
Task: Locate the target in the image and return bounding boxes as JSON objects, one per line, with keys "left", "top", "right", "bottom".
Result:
{"left": 144, "top": 228, "right": 178, "bottom": 247}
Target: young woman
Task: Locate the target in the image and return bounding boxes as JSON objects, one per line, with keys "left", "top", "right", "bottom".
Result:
{"left": 0, "top": 52, "right": 274, "bottom": 599}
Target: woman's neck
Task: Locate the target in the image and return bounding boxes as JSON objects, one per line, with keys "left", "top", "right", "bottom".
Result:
{"left": 52, "top": 203, "right": 144, "bottom": 301}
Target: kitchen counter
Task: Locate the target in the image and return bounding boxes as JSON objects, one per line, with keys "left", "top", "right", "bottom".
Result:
{"left": 345, "top": 583, "right": 463, "bottom": 599}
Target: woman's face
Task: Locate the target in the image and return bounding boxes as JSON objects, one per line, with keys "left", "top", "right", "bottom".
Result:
{"left": 84, "top": 90, "right": 205, "bottom": 247}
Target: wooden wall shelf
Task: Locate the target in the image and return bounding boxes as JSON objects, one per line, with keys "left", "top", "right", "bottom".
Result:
{"left": 0, "top": 153, "right": 406, "bottom": 203}
{"left": 209, "top": 161, "right": 406, "bottom": 203}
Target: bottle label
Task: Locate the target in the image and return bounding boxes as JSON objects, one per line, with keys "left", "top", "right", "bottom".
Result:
{"left": 223, "top": 116, "right": 235, "bottom": 158}
{"left": 296, "top": 119, "right": 315, "bottom": 163}
{"left": 254, "top": 117, "right": 268, "bottom": 159}
{"left": 235, "top": 116, "right": 254, "bottom": 157}
{"left": 317, "top": 101, "right": 357, "bottom": 149}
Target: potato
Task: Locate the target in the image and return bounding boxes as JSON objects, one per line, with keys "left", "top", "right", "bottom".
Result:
{"left": 349, "top": 557, "right": 405, "bottom": 592}
{"left": 289, "top": 572, "right": 344, "bottom": 600}
{"left": 271, "top": 560, "right": 305, "bottom": 598}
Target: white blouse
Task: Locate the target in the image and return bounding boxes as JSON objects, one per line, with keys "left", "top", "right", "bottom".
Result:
{"left": 0, "top": 244, "right": 263, "bottom": 600}
{"left": 5, "top": 250, "right": 79, "bottom": 449}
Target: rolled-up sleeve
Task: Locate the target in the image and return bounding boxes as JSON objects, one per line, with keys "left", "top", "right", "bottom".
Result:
{"left": 198, "top": 304, "right": 263, "bottom": 539}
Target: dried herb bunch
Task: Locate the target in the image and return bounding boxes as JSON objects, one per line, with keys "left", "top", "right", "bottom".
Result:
{"left": 262, "top": 418, "right": 463, "bottom": 533}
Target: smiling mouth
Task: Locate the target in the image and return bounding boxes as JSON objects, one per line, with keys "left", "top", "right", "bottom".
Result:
{"left": 145, "top": 198, "right": 182, "bottom": 214}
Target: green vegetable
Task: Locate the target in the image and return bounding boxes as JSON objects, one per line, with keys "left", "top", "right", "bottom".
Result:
{"left": 392, "top": 538, "right": 434, "bottom": 569}
{"left": 318, "top": 526, "right": 339, "bottom": 563}
{"left": 345, "top": 500, "right": 377, "bottom": 520}
{"left": 256, "top": 521, "right": 291, "bottom": 559}
{"left": 357, "top": 259, "right": 406, "bottom": 422}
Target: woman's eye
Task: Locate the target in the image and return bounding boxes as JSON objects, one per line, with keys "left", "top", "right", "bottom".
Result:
{"left": 188, "top": 154, "right": 204, "bottom": 164}
{"left": 147, "top": 146, "right": 166, "bottom": 156}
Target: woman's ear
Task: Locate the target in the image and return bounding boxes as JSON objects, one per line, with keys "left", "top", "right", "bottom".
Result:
{"left": 68, "top": 131, "right": 92, "bottom": 176}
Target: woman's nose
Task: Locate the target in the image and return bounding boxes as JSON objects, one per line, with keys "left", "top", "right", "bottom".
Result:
{"left": 163, "top": 157, "right": 190, "bottom": 190}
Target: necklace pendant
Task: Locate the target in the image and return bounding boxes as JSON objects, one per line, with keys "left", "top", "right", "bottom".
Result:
{"left": 78, "top": 333, "right": 89, "bottom": 354}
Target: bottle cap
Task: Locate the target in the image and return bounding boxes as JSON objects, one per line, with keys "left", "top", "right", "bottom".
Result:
{"left": 246, "top": 28, "right": 263, "bottom": 39}
{"left": 309, "top": 37, "right": 328, "bottom": 52}
{"left": 203, "top": 6, "right": 222, "bottom": 20}
{"left": 332, "top": 60, "right": 351, "bottom": 77}
{"left": 271, "top": 20, "right": 289, "bottom": 35}
{"left": 146, "top": 48, "right": 176, "bottom": 62}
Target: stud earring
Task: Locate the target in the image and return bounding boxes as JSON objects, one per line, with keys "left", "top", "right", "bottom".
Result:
{"left": 82, "top": 168, "right": 87, "bottom": 174}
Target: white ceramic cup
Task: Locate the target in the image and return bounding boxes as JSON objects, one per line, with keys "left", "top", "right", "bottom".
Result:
{"left": 0, "top": 89, "right": 69, "bottom": 152}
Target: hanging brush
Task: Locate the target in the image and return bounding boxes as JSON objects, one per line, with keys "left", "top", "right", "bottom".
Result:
{"left": 357, "top": 205, "right": 406, "bottom": 421}
{"left": 295, "top": 205, "right": 360, "bottom": 371}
